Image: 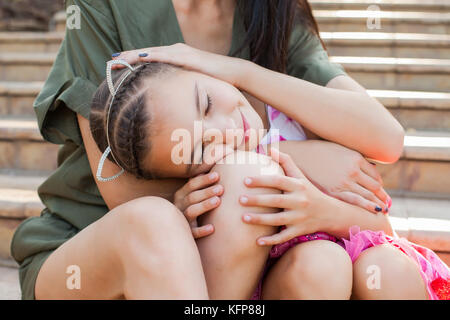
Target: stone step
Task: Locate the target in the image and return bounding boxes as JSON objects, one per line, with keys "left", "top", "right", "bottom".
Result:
{"left": 369, "top": 90, "right": 450, "bottom": 131}
{"left": 0, "top": 53, "right": 55, "bottom": 82}
{"left": 315, "top": 10, "right": 450, "bottom": 34}
{"left": 2, "top": 30, "right": 450, "bottom": 60}
{"left": 0, "top": 81, "right": 43, "bottom": 117}
{"left": 388, "top": 194, "right": 450, "bottom": 253}
{"left": 0, "top": 265, "right": 20, "bottom": 300}
{"left": 2, "top": 80, "right": 449, "bottom": 130}
{"left": 310, "top": 0, "right": 450, "bottom": 12}
{"left": 52, "top": 8, "right": 450, "bottom": 34}
{"left": 0, "top": 32, "right": 63, "bottom": 53}
{"left": 0, "top": 117, "right": 58, "bottom": 171}
{"left": 2, "top": 53, "right": 450, "bottom": 93}
{"left": 379, "top": 131, "right": 450, "bottom": 195}
{"left": 322, "top": 32, "right": 450, "bottom": 59}
{"left": 331, "top": 56, "right": 450, "bottom": 92}
{"left": 51, "top": 11, "right": 67, "bottom": 33}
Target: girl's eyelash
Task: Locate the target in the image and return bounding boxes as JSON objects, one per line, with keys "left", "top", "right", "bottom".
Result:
{"left": 205, "top": 94, "right": 212, "bottom": 115}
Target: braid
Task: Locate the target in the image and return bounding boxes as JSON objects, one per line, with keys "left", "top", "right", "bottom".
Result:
{"left": 90, "top": 62, "right": 176, "bottom": 180}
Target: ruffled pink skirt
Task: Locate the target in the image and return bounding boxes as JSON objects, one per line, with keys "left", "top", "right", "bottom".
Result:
{"left": 251, "top": 226, "right": 450, "bottom": 300}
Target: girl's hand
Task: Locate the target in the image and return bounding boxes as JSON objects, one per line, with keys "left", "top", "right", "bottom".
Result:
{"left": 111, "top": 43, "right": 245, "bottom": 87}
{"left": 239, "top": 149, "right": 332, "bottom": 246}
{"left": 173, "top": 172, "right": 224, "bottom": 239}
{"left": 280, "top": 140, "right": 391, "bottom": 214}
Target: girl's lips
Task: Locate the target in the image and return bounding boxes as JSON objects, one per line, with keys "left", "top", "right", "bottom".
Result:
{"left": 240, "top": 110, "right": 251, "bottom": 142}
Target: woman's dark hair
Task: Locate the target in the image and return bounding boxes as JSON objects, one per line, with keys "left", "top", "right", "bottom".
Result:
{"left": 90, "top": 63, "right": 175, "bottom": 180}
{"left": 234, "top": 0, "right": 324, "bottom": 73}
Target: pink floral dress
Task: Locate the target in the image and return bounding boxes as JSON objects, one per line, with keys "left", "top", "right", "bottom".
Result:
{"left": 251, "top": 105, "right": 450, "bottom": 300}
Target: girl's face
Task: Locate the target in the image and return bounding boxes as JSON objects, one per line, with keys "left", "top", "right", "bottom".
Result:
{"left": 143, "top": 69, "right": 264, "bottom": 178}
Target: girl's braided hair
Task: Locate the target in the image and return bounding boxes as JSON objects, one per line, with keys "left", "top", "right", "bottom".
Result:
{"left": 90, "top": 62, "right": 175, "bottom": 180}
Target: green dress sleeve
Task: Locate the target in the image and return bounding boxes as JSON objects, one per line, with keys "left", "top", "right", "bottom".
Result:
{"left": 286, "top": 23, "right": 347, "bottom": 86}
{"left": 34, "top": 0, "right": 120, "bottom": 146}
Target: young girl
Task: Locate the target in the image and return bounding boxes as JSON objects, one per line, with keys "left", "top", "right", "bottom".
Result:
{"left": 91, "top": 57, "right": 449, "bottom": 300}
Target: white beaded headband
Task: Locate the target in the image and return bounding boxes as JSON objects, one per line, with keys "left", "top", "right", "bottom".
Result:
{"left": 96, "top": 59, "right": 143, "bottom": 182}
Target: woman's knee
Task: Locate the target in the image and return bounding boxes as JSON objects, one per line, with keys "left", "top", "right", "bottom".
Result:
{"left": 352, "top": 244, "right": 429, "bottom": 299}
{"left": 112, "top": 196, "right": 193, "bottom": 259}
{"left": 276, "top": 240, "right": 353, "bottom": 299}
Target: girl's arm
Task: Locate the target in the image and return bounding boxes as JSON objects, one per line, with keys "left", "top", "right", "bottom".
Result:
{"left": 236, "top": 60, "right": 404, "bottom": 164}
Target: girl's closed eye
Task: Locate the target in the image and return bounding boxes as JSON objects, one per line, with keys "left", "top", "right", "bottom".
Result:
{"left": 205, "top": 93, "right": 212, "bottom": 116}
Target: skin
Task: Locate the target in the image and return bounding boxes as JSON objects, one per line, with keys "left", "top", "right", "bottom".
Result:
{"left": 117, "top": 68, "right": 425, "bottom": 299}
{"left": 35, "top": 0, "right": 426, "bottom": 300}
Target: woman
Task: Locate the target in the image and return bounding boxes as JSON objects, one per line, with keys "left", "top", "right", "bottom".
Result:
{"left": 11, "top": 0, "right": 406, "bottom": 299}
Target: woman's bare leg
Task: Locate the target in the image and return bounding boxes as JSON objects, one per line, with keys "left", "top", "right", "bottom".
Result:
{"left": 261, "top": 240, "right": 353, "bottom": 300}
{"left": 352, "top": 244, "right": 429, "bottom": 299}
{"left": 35, "top": 196, "right": 209, "bottom": 299}
{"left": 196, "top": 151, "right": 283, "bottom": 299}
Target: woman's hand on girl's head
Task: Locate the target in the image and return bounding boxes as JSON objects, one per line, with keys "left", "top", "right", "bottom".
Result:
{"left": 110, "top": 43, "right": 246, "bottom": 87}
{"left": 173, "top": 172, "right": 224, "bottom": 239}
{"left": 238, "top": 149, "right": 332, "bottom": 246}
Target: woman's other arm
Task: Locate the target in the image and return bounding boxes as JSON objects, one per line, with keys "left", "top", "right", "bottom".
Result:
{"left": 237, "top": 61, "right": 404, "bottom": 164}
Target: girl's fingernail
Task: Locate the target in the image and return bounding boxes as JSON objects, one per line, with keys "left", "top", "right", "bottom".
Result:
{"left": 139, "top": 52, "right": 148, "bottom": 57}
{"left": 375, "top": 206, "right": 382, "bottom": 212}
{"left": 244, "top": 178, "right": 252, "bottom": 185}
{"left": 209, "top": 172, "right": 218, "bottom": 180}
{"left": 206, "top": 225, "right": 213, "bottom": 231}
{"left": 213, "top": 186, "right": 221, "bottom": 194}
{"left": 210, "top": 197, "right": 218, "bottom": 205}
{"left": 111, "top": 52, "right": 121, "bottom": 57}
{"left": 243, "top": 215, "right": 251, "bottom": 222}
{"left": 258, "top": 239, "right": 265, "bottom": 246}
{"left": 240, "top": 196, "right": 248, "bottom": 204}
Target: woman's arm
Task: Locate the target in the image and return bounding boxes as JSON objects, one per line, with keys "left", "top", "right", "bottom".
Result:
{"left": 236, "top": 60, "right": 404, "bottom": 163}
{"left": 115, "top": 44, "right": 404, "bottom": 163}
{"left": 77, "top": 114, "right": 185, "bottom": 210}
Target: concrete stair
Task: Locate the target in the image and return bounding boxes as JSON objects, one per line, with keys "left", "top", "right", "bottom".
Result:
{"left": 330, "top": 56, "right": 450, "bottom": 92}
{"left": 0, "top": 32, "right": 63, "bottom": 53}
{"left": 0, "top": 53, "right": 55, "bottom": 82}
{"left": 3, "top": 53, "right": 450, "bottom": 92}
{"left": 0, "top": 117, "right": 58, "bottom": 172}
{"left": 379, "top": 131, "right": 450, "bottom": 195}
{"left": 322, "top": 32, "right": 450, "bottom": 59}
{"left": 370, "top": 90, "right": 450, "bottom": 131}
{"left": 314, "top": 10, "right": 450, "bottom": 34}
{"left": 310, "top": 0, "right": 450, "bottom": 12}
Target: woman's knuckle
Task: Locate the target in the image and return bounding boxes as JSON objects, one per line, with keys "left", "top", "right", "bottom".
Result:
{"left": 295, "top": 178, "right": 306, "bottom": 190}
{"left": 186, "top": 192, "right": 195, "bottom": 204}
{"left": 273, "top": 175, "right": 284, "bottom": 185}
